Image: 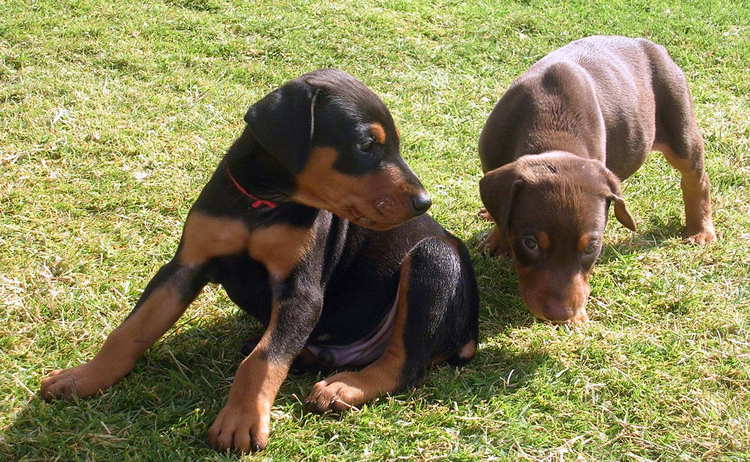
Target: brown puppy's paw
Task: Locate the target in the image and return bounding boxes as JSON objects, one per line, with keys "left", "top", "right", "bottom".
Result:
{"left": 685, "top": 228, "right": 717, "bottom": 245}
{"left": 208, "top": 402, "right": 270, "bottom": 454}
{"left": 40, "top": 361, "right": 128, "bottom": 400}
{"left": 477, "top": 208, "right": 493, "bottom": 221}
{"left": 477, "top": 226, "right": 510, "bottom": 258}
{"left": 305, "top": 374, "right": 366, "bottom": 413}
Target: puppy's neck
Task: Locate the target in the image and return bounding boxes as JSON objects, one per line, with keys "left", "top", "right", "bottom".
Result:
{"left": 223, "top": 128, "right": 296, "bottom": 202}
{"left": 527, "top": 129, "right": 599, "bottom": 160}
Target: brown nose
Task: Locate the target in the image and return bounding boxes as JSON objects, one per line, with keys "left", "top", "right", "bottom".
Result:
{"left": 411, "top": 192, "right": 432, "bottom": 215}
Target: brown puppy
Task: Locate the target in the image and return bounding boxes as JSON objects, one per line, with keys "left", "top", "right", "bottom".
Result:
{"left": 478, "top": 36, "right": 716, "bottom": 324}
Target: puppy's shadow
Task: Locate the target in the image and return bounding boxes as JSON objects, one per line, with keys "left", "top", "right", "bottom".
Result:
{"left": 599, "top": 215, "right": 684, "bottom": 264}
{"left": 417, "top": 344, "right": 552, "bottom": 409}
{"left": 467, "top": 226, "right": 535, "bottom": 330}
{"left": 3, "top": 253, "right": 548, "bottom": 461}
{"left": 1, "top": 311, "right": 279, "bottom": 460}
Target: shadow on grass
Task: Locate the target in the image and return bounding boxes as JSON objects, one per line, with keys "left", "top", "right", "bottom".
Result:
{"left": 2, "top": 311, "right": 267, "bottom": 460}
{"left": 599, "top": 215, "right": 685, "bottom": 264}
{"left": 3, "top": 223, "right": 570, "bottom": 460}
{"left": 2, "top": 296, "right": 550, "bottom": 461}
{"left": 413, "top": 343, "right": 552, "bottom": 409}
{"left": 466, "top": 226, "right": 535, "bottom": 330}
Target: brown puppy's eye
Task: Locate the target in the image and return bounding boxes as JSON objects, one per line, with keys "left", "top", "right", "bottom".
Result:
{"left": 358, "top": 137, "right": 374, "bottom": 152}
{"left": 583, "top": 240, "right": 598, "bottom": 255}
{"left": 522, "top": 236, "right": 538, "bottom": 251}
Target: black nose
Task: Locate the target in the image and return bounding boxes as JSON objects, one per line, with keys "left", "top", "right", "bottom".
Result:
{"left": 411, "top": 192, "right": 432, "bottom": 215}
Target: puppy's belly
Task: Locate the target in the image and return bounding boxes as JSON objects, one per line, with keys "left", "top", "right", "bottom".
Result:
{"left": 215, "top": 254, "right": 273, "bottom": 325}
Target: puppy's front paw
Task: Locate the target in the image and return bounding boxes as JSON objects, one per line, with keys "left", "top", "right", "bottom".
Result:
{"left": 477, "top": 226, "right": 510, "bottom": 258}
{"left": 208, "top": 402, "right": 270, "bottom": 453}
{"left": 477, "top": 208, "right": 493, "bottom": 221}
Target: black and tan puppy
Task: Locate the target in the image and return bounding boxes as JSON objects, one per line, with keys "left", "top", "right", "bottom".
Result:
{"left": 40, "top": 69, "right": 479, "bottom": 453}
{"left": 478, "top": 36, "right": 716, "bottom": 324}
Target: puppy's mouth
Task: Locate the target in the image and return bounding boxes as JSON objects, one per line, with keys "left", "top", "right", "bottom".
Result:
{"left": 342, "top": 205, "right": 395, "bottom": 230}
{"left": 534, "top": 310, "right": 590, "bottom": 325}
{"left": 339, "top": 200, "right": 414, "bottom": 231}
{"left": 518, "top": 283, "right": 591, "bottom": 325}
{"left": 524, "top": 296, "right": 590, "bottom": 325}
{"left": 295, "top": 188, "right": 414, "bottom": 231}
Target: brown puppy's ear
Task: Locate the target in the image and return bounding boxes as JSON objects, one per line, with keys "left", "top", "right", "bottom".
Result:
{"left": 610, "top": 195, "right": 637, "bottom": 231}
{"left": 479, "top": 164, "right": 523, "bottom": 232}
{"left": 244, "top": 79, "right": 319, "bottom": 173}
{"left": 602, "top": 169, "right": 637, "bottom": 232}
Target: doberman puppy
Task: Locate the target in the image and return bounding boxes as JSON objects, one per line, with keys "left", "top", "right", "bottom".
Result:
{"left": 478, "top": 36, "right": 716, "bottom": 324}
{"left": 40, "top": 69, "right": 479, "bottom": 453}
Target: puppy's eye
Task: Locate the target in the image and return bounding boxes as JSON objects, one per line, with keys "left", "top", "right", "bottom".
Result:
{"left": 522, "top": 236, "right": 538, "bottom": 251}
{"left": 358, "top": 138, "right": 375, "bottom": 152}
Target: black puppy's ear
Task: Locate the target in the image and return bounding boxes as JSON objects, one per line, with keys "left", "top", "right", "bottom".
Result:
{"left": 244, "top": 79, "right": 318, "bottom": 173}
{"left": 602, "top": 169, "right": 637, "bottom": 232}
{"left": 479, "top": 164, "right": 523, "bottom": 232}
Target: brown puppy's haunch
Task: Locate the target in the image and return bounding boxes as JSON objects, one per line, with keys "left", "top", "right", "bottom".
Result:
{"left": 40, "top": 69, "right": 479, "bottom": 453}
{"left": 478, "top": 36, "right": 716, "bottom": 324}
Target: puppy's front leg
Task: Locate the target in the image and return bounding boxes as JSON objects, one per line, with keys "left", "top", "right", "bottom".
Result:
{"left": 40, "top": 211, "right": 248, "bottom": 400}
{"left": 40, "top": 259, "right": 208, "bottom": 399}
{"left": 208, "top": 277, "right": 322, "bottom": 453}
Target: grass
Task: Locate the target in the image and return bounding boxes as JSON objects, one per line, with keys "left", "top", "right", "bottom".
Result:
{"left": 1, "top": 0, "right": 749, "bottom": 460}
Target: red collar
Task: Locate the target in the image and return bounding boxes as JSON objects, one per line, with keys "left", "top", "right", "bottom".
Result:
{"left": 224, "top": 163, "right": 277, "bottom": 209}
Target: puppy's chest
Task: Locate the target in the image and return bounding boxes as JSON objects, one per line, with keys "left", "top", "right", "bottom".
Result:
{"left": 181, "top": 211, "right": 317, "bottom": 281}
{"left": 247, "top": 224, "right": 316, "bottom": 280}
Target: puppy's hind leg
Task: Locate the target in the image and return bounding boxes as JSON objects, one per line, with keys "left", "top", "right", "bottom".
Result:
{"left": 652, "top": 51, "right": 716, "bottom": 244}
{"left": 305, "top": 236, "right": 479, "bottom": 412}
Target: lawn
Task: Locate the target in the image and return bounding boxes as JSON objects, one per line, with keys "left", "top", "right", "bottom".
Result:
{"left": 1, "top": 0, "right": 749, "bottom": 460}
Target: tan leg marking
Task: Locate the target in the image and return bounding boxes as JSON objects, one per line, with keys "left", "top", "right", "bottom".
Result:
{"left": 41, "top": 212, "right": 249, "bottom": 401}
{"left": 305, "top": 259, "right": 412, "bottom": 412}
{"left": 41, "top": 283, "right": 190, "bottom": 400}
{"left": 458, "top": 339, "right": 477, "bottom": 360}
{"left": 248, "top": 224, "right": 315, "bottom": 280}
{"left": 656, "top": 144, "right": 716, "bottom": 244}
{"left": 431, "top": 338, "right": 476, "bottom": 366}
{"left": 179, "top": 212, "right": 250, "bottom": 265}
{"left": 209, "top": 224, "right": 315, "bottom": 452}
{"left": 208, "top": 310, "right": 289, "bottom": 453}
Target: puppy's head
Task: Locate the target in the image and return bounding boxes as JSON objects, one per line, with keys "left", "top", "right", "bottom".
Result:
{"left": 479, "top": 151, "right": 636, "bottom": 324}
{"left": 244, "top": 69, "right": 430, "bottom": 230}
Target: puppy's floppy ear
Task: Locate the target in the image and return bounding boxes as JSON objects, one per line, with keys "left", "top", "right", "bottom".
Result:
{"left": 602, "top": 168, "right": 637, "bottom": 232}
{"left": 479, "top": 163, "right": 523, "bottom": 232}
{"left": 244, "top": 79, "right": 318, "bottom": 173}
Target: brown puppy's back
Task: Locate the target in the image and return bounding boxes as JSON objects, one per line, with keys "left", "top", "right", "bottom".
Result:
{"left": 480, "top": 36, "right": 686, "bottom": 180}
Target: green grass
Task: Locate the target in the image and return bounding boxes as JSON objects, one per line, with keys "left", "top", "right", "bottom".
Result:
{"left": 2, "top": 0, "right": 749, "bottom": 460}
